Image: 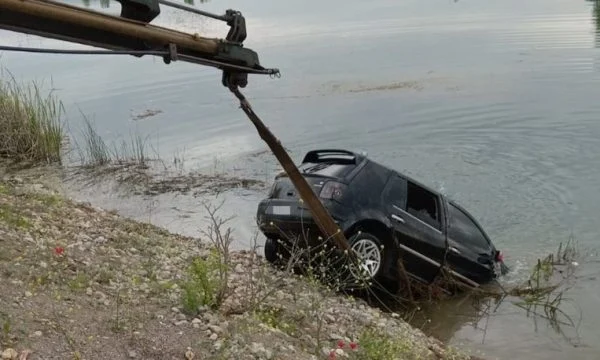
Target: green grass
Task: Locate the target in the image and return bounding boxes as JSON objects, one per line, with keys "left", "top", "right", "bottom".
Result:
{"left": 0, "top": 204, "right": 32, "bottom": 229}
{"left": 23, "top": 191, "right": 63, "bottom": 207}
{"left": 0, "top": 72, "right": 64, "bottom": 164}
{"left": 1, "top": 313, "right": 10, "bottom": 345}
{"left": 68, "top": 272, "right": 91, "bottom": 292}
{"left": 75, "top": 114, "right": 155, "bottom": 168}
{"left": 180, "top": 249, "right": 229, "bottom": 315}
{"left": 181, "top": 255, "right": 218, "bottom": 314}
{"left": 78, "top": 114, "right": 111, "bottom": 166}
{"left": 253, "top": 305, "right": 299, "bottom": 336}
{"left": 357, "top": 327, "right": 426, "bottom": 360}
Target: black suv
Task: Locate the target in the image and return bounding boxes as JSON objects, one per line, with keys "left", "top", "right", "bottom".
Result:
{"left": 256, "top": 149, "right": 506, "bottom": 289}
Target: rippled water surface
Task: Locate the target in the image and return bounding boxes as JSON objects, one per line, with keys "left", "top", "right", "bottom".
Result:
{"left": 2, "top": 0, "right": 600, "bottom": 358}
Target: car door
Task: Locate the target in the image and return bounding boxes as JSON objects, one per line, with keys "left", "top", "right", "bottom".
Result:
{"left": 381, "top": 174, "right": 447, "bottom": 284}
{"left": 445, "top": 201, "right": 496, "bottom": 284}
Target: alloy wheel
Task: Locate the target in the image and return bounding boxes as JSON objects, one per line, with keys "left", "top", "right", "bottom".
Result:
{"left": 349, "top": 237, "right": 382, "bottom": 281}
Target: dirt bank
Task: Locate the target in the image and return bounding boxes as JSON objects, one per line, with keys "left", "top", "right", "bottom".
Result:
{"left": 0, "top": 166, "right": 484, "bottom": 360}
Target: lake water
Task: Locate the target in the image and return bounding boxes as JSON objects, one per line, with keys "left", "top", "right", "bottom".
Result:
{"left": 2, "top": 0, "right": 600, "bottom": 358}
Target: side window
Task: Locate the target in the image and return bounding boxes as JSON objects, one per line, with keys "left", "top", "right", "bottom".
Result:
{"left": 406, "top": 181, "right": 441, "bottom": 230}
{"left": 383, "top": 175, "right": 407, "bottom": 209}
{"left": 448, "top": 203, "right": 489, "bottom": 250}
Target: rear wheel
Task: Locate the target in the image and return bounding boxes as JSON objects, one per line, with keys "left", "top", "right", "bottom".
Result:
{"left": 346, "top": 232, "right": 386, "bottom": 288}
{"left": 264, "top": 237, "right": 289, "bottom": 266}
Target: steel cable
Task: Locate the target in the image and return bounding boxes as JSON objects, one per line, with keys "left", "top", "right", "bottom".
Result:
{"left": 0, "top": 45, "right": 280, "bottom": 76}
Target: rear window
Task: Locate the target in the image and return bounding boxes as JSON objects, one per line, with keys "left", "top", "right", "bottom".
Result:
{"left": 299, "top": 162, "right": 356, "bottom": 178}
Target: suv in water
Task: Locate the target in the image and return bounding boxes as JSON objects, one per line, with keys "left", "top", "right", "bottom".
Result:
{"left": 256, "top": 149, "right": 506, "bottom": 289}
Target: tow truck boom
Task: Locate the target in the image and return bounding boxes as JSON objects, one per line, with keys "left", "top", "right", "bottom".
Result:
{"left": 0, "top": 0, "right": 278, "bottom": 87}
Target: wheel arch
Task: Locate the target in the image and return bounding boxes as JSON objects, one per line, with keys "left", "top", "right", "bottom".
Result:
{"left": 344, "top": 218, "right": 394, "bottom": 246}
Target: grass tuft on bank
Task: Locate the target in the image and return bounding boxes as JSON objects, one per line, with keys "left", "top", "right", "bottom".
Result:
{"left": 73, "top": 113, "right": 155, "bottom": 168}
{"left": 0, "top": 72, "right": 64, "bottom": 164}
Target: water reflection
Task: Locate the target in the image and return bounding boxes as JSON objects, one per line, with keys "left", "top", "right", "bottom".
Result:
{"left": 80, "top": 0, "right": 209, "bottom": 8}
{"left": 412, "top": 295, "right": 488, "bottom": 343}
{"left": 595, "top": 1, "right": 600, "bottom": 46}
{"left": 588, "top": 0, "right": 600, "bottom": 47}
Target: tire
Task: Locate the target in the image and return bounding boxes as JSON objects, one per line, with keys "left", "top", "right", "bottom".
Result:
{"left": 264, "top": 237, "right": 289, "bottom": 266}
{"left": 346, "top": 232, "right": 387, "bottom": 288}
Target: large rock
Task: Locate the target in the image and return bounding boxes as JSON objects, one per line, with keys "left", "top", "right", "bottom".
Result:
{"left": 1, "top": 349, "right": 18, "bottom": 360}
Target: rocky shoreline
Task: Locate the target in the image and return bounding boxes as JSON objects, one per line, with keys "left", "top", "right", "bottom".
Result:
{"left": 0, "top": 166, "right": 484, "bottom": 360}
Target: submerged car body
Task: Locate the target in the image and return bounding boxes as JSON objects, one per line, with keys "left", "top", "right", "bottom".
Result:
{"left": 256, "top": 149, "right": 506, "bottom": 289}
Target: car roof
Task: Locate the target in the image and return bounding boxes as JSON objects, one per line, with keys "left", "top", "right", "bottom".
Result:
{"left": 301, "top": 149, "right": 446, "bottom": 196}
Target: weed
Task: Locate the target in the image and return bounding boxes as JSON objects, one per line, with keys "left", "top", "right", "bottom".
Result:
{"left": 452, "top": 239, "right": 584, "bottom": 347}
{"left": 0, "top": 71, "right": 65, "bottom": 164}
{"left": 181, "top": 249, "right": 229, "bottom": 314}
{"left": 151, "top": 279, "right": 176, "bottom": 295}
{"left": 357, "top": 327, "right": 424, "bottom": 360}
{"left": 94, "top": 268, "right": 115, "bottom": 286}
{"left": 68, "top": 272, "right": 90, "bottom": 292}
{"left": 141, "top": 257, "right": 158, "bottom": 282}
{"left": 173, "top": 146, "right": 187, "bottom": 173}
{"left": 132, "top": 275, "right": 142, "bottom": 286}
{"left": 35, "top": 274, "right": 51, "bottom": 287}
{"left": 1, "top": 316, "right": 10, "bottom": 341}
{"left": 75, "top": 114, "right": 110, "bottom": 166}
{"left": 253, "top": 305, "right": 298, "bottom": 336}
{"left": 110, "top": 289, "right": 126, "bottom": 333}
{"left": 0, "top": 204, "right": 31, "bottom": 229}
{"left": 199, "top": 201, "right": 233, "bottom": 290}
{"left": 180, "top": 201, "right": 234, "bottom": 315}
{"left": 74, "top": 113, "right": 157, "bottom": 168}
{"left": 25, "top": 191, "right": 62, "bottom": 207}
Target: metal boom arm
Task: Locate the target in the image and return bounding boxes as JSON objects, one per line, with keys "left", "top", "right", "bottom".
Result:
{"left": 0, "top": 0, "right": 279, "bottom": 85}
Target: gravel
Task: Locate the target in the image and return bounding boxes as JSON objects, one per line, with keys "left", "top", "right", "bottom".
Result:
{"left": 0, "top": 169, "right": 482, "bottom": 360}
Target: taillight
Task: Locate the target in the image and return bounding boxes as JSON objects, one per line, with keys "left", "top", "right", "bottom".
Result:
{"left": 267, "top": 183, "right": 276, "bottom": 198}
{"left": 495, "top": 250, "right": 504, "bottom": 262}
{"left": 319, "top": 181, "right": 347, "bottom": 202}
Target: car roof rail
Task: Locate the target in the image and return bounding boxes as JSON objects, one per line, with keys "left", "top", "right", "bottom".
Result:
{"left": 301, "top": 149, "right": 362, "bottom": 165}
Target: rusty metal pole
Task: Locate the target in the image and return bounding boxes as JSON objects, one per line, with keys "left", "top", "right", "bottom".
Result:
{"left": 229, "top": 86, "right": 351, "bottom": 252}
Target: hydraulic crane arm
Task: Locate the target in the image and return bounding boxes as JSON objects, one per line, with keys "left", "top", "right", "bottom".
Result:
{"left": 0, "top": 0, "right": 279, "bottom": 87}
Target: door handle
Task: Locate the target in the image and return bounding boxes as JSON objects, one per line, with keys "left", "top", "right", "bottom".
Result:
{"left": 391, "top": 214, "right": 405, "bottom": 224}
{"left": 449, "top": 246, "right": 461, "bottom": 255}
